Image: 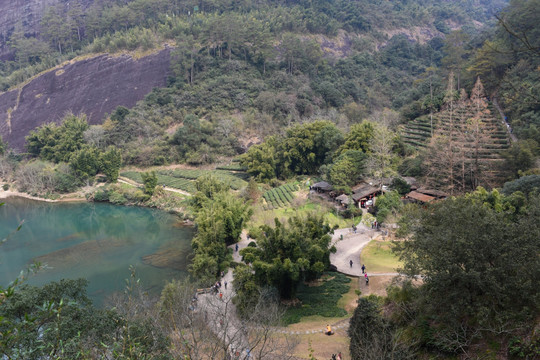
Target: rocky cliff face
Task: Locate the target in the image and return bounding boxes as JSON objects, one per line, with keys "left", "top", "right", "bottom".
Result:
{"left": 0, "top": 47, "right": 172, "bottom": 151}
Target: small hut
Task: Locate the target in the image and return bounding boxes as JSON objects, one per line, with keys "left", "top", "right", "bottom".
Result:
{"left": 415, "top": 188, "right": 448, "bottom": 199}
{"left": 335, "top": 194, "right": 351, "bottom": 207}
{"left": 405, "top": 191, "right": 435, "bottom": 204}
{"left": 311, "top": 181, "right": 333, "bottom": 193}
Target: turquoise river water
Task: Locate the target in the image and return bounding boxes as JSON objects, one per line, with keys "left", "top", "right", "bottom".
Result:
{"left": 0, "top": 197, "right": 194, "bottom": 306}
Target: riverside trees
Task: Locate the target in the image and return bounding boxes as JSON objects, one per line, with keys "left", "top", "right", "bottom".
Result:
{"left": 21, "top": 113, "right": 122, "bottom": 192}
{"left": 189, "top": 175, "right": 252, "bottom": 284}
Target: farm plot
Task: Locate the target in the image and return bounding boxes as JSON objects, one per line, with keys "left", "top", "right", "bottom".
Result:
{"left": 121, "top": 171, "right": 197, "bottom": 193}
{"left": 157, "top": 169, "right": 248, "bottom": 190}
{"left": 262, "top": 183, "right": 299, "bottom": 209}
{"left": 121, "top": 169, "right": 248, "bottom": 193}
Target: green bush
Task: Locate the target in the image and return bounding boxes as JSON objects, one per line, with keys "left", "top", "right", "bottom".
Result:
{"left": 108, "top": 191, "right": 127, "bottom": 205}
{"left": 2, "top": 184, "right": 9, "bottom": 191}
{"left": 93, "top": 189, "right": 110, "bottom": 202}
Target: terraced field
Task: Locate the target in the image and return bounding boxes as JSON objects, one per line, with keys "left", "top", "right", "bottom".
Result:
{"left": 402, "top": 92, "right": 511, "bottom": 187}
{"left": 121, "top": 168, "right": 249, "bottom": 193}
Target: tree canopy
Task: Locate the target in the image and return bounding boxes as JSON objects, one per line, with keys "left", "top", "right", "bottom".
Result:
{"left": 240, "top": 214, "right": 335, "bottom": 299}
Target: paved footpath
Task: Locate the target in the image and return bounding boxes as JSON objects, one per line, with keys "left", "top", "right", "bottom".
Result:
{"left": 330, "top": 222, "right": 379, "bottom": 277}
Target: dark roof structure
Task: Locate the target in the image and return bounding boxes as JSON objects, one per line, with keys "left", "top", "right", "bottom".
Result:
{"left": 351, "top": 184, "right": 380, "bottom": 201}
{"left": 335, "top": 194, "right": 350, "bottom": 204}
{"left": 312, "top": 181, "right": 333, "bottom": 191}
{"left": 406, "top": 191, "right": 435, "bottom": 203}
{"left": 416, "top": 188, "right": 448, "bottom": 198}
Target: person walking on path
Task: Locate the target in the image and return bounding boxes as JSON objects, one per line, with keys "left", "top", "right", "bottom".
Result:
{"left": 361, "top": 264, "right": 365, "bottom": 274}
{"left": 235, "top": 243, "right": 239, "bottom": 252}
{"left": 224, "top": 281, "right": 228, "bottom": 289}
{"left": 365, "top": 273, "right": 369, "bottom": 285}
{"left": 349, "top": 259, "right": 353, "bottom": 268}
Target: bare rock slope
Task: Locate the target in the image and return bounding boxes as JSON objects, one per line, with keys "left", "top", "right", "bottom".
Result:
{"left": 0, "top": 48, "right": 171, "bottom": 151}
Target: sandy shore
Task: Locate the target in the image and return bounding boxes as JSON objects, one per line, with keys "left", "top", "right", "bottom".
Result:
{"left": 0, "top": 190, "right": 86, "bottom": 203}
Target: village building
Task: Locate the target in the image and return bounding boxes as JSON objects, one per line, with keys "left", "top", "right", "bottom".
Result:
{"left": 351, "top": 183, "right": 382, "bottom": 208}
{"left": 405, "top": 191, "right": 436, "bottom": 204}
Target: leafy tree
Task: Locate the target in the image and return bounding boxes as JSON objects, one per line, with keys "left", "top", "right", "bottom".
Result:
{"left": 501, "top": 141, "right": 535, "bottom": 178}
{"left": 0, "top": 278, "right": 169, "bottom": 359}
{"left": 240, "top": 214, "right": 335, "bottom": 299}
{"left": 502, "top": 174, "right": 540, "bottom": 197}
{"left": 141, "top": 171, "right": 158, "bottom": 195}
{"left": 240, "top": 137, "right": 279, "bottom": 181}
{"left": 172, "top": 114, "right": 212, "bottom": 159}
{"left": 326, "top": 149, "right": 367, "bottom": 192}
{"left": 391, "top": 177, "right": 411, "bottom": 195}
{"left": 394, "top": 192, "right": 540, "bottom": 352}
{"left": 328, "top": 156, "right": 356, "bottom": 193}
{"left": 244, "top": 178, "right": 261, "bottom": 202}
{"left": 278, "top": 121, "right": 341, "bottom": 177}
{"left": 374, "top": 190, "right": 402, "bottom": 223}
{"left": 338, "top": 121, "right": 375, "bottom": 155}
{"left": 100, "top": 146, "right": 122, "bottom": 182}
{"left": 348, "top": 297, "right": 412, "bottom": 360}
{"left": 190, "top": 177, "right": 252, "bottom": 283}
{"left": 69, "top": 145, "right": 102, "bottom": 182}
{"left": 368, "top": 124, "right": 398, "bottom": 189}
{"left": 26, "top": 114, "right": 89, "bottom": 163}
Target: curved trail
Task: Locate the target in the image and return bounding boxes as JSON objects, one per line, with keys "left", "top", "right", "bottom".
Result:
{"left": 220, "top": 226, "right": 403, "bottom": 337}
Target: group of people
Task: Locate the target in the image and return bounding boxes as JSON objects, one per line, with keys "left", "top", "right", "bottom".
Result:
{"left": 350, "top": 261, "right": 369, "bottom": 284}
{"left": 211, "top": 276, "right": 227, "bottom": 299}
{"left": 331, "top": 352, "right": 343, "bottom": 360}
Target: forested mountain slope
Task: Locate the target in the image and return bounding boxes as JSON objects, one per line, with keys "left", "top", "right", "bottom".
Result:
{"left": 0, "top": 0, "right": 510, "bottom": 156}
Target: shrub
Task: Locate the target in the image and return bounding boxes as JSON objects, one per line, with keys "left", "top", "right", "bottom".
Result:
{"left": 93, "top": 189, "right": 110, "bottom": 202}
{"left": 109, "top": 191, "right": 127, "bottom": 205}
{"left": 247, "top": 241, "right": 257, "bottom": 248}
{"left": 2, "top": 184, "right": 9, "bottom": 191}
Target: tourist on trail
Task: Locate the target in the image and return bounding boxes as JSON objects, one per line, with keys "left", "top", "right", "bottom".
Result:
{"left": 235, "top": 243, "right": 239, "bottom": 252}
{"left": 224, "top": 281, "right": 228, "bottom": 289}
{"left": 350, "top": 260, "right": 353, "bottom": 268}
{"left": 365, "top": 273, "right": 369, "bottom": 285}
{"left": 361, "top": 264, "right": 365, "bottom": 274}
{"left": 337, "top": 351, "right": 342, "bottom": 360}
{"left": 219, "top": 292, "right": 223, "bottom": 300}
{"left": 326, "top": 324, "right": 333, "bottom": 335}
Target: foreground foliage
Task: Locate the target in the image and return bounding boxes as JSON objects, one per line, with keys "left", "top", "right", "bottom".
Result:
{"left": 390, "top": 188, "right": 540, "bottom": 356}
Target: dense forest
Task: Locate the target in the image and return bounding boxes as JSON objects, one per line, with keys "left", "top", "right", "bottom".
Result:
{"left": 1, "top": 0, "right": 539, "bottom": 359}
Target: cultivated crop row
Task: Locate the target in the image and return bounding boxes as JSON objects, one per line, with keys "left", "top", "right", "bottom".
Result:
{"left": 263, "top": 183, "right": 299, "bottom": 209}
{"left": 158, "top": 169, "right": 248, "bottom": 190}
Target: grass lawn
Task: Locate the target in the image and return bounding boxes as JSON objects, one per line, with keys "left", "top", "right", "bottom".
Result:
{"left": 361, "top": 240, "right": 403, "bottom": 273}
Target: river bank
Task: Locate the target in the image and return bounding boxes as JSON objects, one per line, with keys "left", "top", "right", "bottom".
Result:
{"left": 0, "top": 189, "right": 86, "bottom": 203}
